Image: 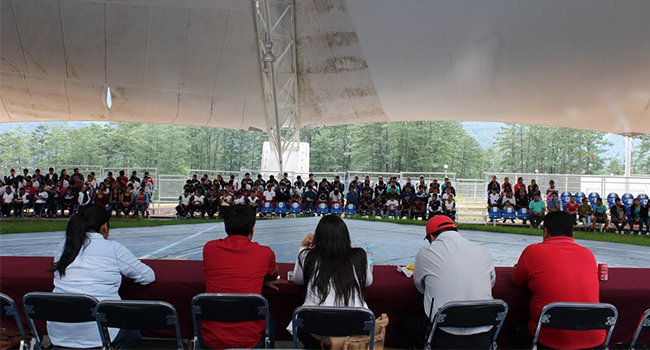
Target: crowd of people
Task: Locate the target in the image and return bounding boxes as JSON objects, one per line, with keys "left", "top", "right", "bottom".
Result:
{"left": 486, "top": 175, "right": 650, "bottom": 234}
{"left": 43, "top": 204, "right": 608, "bottom": 349}
{"left": 1, "top": 168, "right": 155, "bottom": 218}
{"left": 177, "top": 172, "right": 458, "bottom": 221}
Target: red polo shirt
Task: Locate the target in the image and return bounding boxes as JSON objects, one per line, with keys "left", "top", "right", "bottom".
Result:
{"left": 202, "top": 235, "right": 276, "bottom": 349}
{"left": 512, "top": 236, "right": 604, "bottom": 349}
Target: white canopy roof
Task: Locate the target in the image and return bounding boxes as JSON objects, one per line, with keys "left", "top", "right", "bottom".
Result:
{"left": 1, "top": 0, "right": 649, "bottom": 135}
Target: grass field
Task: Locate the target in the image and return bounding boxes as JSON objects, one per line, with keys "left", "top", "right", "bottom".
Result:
{"left": 1, "top": 215, "right": 649, "bottom": 247}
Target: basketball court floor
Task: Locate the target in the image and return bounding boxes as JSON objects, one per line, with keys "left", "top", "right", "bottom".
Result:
{"left": 1, "top": 217, "right": 649, "bottom": 267}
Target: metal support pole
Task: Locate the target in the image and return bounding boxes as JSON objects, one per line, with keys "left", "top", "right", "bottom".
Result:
{"left": 253, "top": 0, "right": 300, "bottom": 174}
{"left": 624, "top": 136, "right": 632, "bottom": 177}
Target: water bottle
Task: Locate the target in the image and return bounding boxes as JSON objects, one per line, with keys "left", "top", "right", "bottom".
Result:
{"left": 365, "top": 244, "right": 374, "bottom": 274}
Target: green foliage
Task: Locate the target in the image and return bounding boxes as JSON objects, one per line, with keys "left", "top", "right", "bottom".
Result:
{"left": 633, "top": 135, "right": 650, "bottom": 174}
{"left": 494, "top": 124, "right": 612, "bottom": 174}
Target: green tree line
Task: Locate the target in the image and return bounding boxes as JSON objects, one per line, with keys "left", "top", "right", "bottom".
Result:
{"left": 0, "top": 121, "right": 647, "bottom": 177}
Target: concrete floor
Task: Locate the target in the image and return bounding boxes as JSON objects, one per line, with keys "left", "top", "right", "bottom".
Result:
{"left": 1, "top": 217, "right": 649, "bottom": 267}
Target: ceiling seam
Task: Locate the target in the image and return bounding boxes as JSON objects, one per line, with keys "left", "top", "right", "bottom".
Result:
{"left": 208, "top": 10, "right": 231, "bottom": 128}
{"left": 10, "top": 0, "right": 37, "bottom": 119}
{"left": 141, "top": 5, "right": 152, "bottom": 122}
{"left": 57, "top": 0, "right": 72, "bottom": 118}
{"left": 170, "top": 8, "right": 193, "bottom": 125}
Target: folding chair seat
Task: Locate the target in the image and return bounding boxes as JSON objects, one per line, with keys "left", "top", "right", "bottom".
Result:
{"left": 316, "top": 203, "right": 330, "bottom": 215}
{"left": 330, "top": 203, "right": 343, "bottom": 215}
{"left": 1, "top": 293, "right": 29, "bottom": 350}
{"left": 289, "top": 202, "right": 302, "bottom": 214}
{"left": 630, "top": 308, "right": 650, "bottom": 349}
{"left": 22, "top": 292, "right": 99, "bottom": 350}
{"left": 94, "top": 300, "right": 184, "bottom": 350}
{"left": 291, "top": 306, "right": 376, "bottom": 349}
{"left": 191, "top": 293, "right": 270, "bottom": 350}
{"left": 532, "top": 302, "right": 618, "bottom": 350}
{"left": 425, "top": 299, "right": 508, "bottom": 350}
{"left": 345, "top": 204, "right": 357, "bottom": 216}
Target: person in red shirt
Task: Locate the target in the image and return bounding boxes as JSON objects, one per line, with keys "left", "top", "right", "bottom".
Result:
{"left": 565, "top": 195, "right": 580, "bottom": 224}
{"left": 512, "top": 211, "right": 604, "bottom": 349}
{"left": 202, "top": 205, "right": 286, "bottom": 349}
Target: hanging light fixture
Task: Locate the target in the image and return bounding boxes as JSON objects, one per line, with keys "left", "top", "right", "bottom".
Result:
{"left": 105, "top": 85, "right": 112, "bottom": 110}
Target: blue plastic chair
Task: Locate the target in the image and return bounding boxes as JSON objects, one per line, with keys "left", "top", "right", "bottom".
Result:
{"left": 261, "top": 202, "right": 274, "bottom": 215}
{"left": 638, "top": 193, "right": 649, "bottom": 206}
{"left": 517, "top": 208, "right": 531, "bottom": 221}
{"left": 488, "top": 207, "right": 502, "bottom": 221}
{"left": 345, "top": 204, "right": 357, "bottom": 216}
{"left": 275, "top": 202, "right": 288, "bottom": 215}
{"left": 316, "top": 203, "right": 329, "bottom": 215}
{"left": 574, "top": 192, "right": 586, "bottom": 204}
{"left": 560, "top": 191, "right": 572, "bottom": 205}
{"left": 503, "top": 207, "right": 516, "bottom": 220}
{"left": 622, "top": 193, "right": 635, "bottom": 208}
{"left": 289, "top": 202, "right": 302, "bottom": 214}
{"left": 331, "top": 203, "right": 343, "bottom": 215}
{"left": 606, "top": 193, "right": 619, "bottom": 207}
{"left": 588, "top": 192, "right": 600, "bottom": 206}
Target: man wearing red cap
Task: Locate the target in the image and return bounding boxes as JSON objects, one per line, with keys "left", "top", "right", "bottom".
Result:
{"left": 403, "top": 215, "right": 495, "bottom": 348}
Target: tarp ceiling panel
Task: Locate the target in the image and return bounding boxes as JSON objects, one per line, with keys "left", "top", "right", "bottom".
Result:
{"left": 0, "top": 0, "right": 648, "bottom": 135}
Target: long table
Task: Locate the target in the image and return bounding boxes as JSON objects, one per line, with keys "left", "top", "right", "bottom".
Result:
{"left": 1, "top": 256, "right": 649, "bottom": 347}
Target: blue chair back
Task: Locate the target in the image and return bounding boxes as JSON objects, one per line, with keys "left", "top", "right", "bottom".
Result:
{"left": 560, "top": 191, "right": 572, "bottom": 204}
{"left": 488, "top": 207, "right": 502, "bottom": 220}
{"left": 574, "top": 192, "right": 586, "bottom": 203}
{"left": 606, "top": 193, "right": 619, "bottom": 207}
{"left": 638, "top": 193, "right": 649, "bottom": 206}
{"left": 261, "top": 202, "right": 274, "bottom": 214}
{"left": 622, "top": 193, "right": 634, "bottom": 207}
{"left": 588, "top": 192, "right": 600, "bottom": 206}
{"left": 345, "top": 204, "right": 357, "bottom": 215}
{"left": 289, "top": 202, "right": 302, "bottom": 214}
{"left": 317, "top": 203, "right": 329, "bottom": 215}
{"left": 275, "top": 202, "right": 288, "bottom": 214}
{"left": 331, "top": 203, "right": 343, "bottom": 215}
{"left": 517, "top": 208, "right": 531, "bottom": 220}
{"left": 503, "top": 207, "right": 516, "bottom": 220}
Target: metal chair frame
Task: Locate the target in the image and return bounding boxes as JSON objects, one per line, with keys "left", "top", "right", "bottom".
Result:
{"left": 93, "top": 300, "right": 183, "bottom": 350}
{"left": 190, "top": 293, "right": 270, "bottom": 350}
{"left": 291, "top": 306, "right": 376, "bottom": 350}
{"left": 630, "top": 308, "right": 650, "bottom": 350}
{"left": 424, "top": 299, "right": 508, "bottom": 350}
{"left": 532, "top": 302, "right": 618, "bottom": 350}
{"left": 1, "top": 293, "right": 29, "bottom": 350}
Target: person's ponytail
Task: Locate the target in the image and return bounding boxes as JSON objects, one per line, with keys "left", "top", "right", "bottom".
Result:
{"left": 51, "top": 204, "right": 109, "bottom": 275}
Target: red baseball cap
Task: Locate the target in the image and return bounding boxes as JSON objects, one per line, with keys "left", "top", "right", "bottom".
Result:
{"left": 425, "top": 215, "right": 457, "bottom": 238}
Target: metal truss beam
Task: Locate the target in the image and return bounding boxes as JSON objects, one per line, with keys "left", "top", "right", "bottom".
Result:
{"left": 253, "top": 0, "right": 300, "bottom": 173}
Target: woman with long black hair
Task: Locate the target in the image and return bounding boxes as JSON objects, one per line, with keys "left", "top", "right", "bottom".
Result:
{"left": 47, "top": 204, "right": 155, "bottom": 348}
{"left": 290, "top": 215, "right": 373, "bottom": 347}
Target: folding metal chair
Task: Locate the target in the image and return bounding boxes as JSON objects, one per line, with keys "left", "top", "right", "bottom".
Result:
{"left": 1, "top": 293, "right": 29, "bottom": 350}
{"left": 424, "top": 299, "right": 508, "bottom": 350}
{"left": 191, "top": 293, "right": 270, "bottom": 350}
{"left": 94, "top": 300, "right": 183, "bottom": 350}
{"left": 291, "top": 306, "right": 376, "bottom": 349}
{"left": 22, "top": 292, "right": 99, "bottom": 350}
{"left": 630, "top": 308, "right": 650, "bottom": 349}
{"left": 532, "top": 302, "right": 618, "bottom": 350}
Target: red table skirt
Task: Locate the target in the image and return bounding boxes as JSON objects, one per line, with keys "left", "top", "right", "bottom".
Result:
{"left": 1, "top": 256, "right": 649, "bottom": 347}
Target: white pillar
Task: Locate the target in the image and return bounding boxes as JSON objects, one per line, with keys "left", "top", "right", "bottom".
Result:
{"left": 624, "top": 136, "right": 632, "bottom": 177}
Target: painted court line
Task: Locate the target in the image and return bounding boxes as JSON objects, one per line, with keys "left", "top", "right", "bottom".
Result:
{"left": 139, "top": 225, "right": 219, "bottom": 259}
